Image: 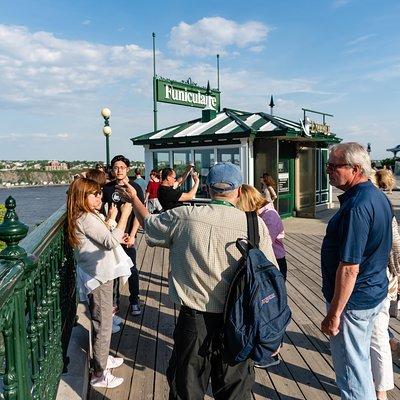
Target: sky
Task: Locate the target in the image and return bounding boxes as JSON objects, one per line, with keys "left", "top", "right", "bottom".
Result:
{"left": 0, "top": 0, "right": 399, "bottom": 162}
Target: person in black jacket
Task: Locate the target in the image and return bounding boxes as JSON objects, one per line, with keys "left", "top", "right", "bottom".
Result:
{"left": 158, "top": 166, "right": 199, "bottom": 211}
{"left": 102, "top": 155, "right": 144, "bottom": 316}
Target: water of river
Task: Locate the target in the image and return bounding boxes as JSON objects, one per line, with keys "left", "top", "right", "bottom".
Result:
{"left": 0, "top": 186, "right": 68, "bottom": 229}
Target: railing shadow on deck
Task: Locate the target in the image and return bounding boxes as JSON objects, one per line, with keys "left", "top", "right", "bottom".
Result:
{"left": 0, "top": 196, "right": 75, "bottom": 400}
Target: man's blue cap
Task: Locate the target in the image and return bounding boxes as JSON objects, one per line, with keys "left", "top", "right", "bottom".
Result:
{"left": 206, "top": 162, "right": 243, "bottom": 192}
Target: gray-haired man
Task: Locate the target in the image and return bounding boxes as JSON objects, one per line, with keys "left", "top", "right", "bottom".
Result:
{"left": 119, "top": 162, "right": 276, "bottom": 400}
{"left": 321, "top": 142, "right": 392, "bottom": 399}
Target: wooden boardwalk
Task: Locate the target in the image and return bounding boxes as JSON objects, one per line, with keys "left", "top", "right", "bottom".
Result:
{"left": 89, "top": 231, "right": 400, "bottom": 400}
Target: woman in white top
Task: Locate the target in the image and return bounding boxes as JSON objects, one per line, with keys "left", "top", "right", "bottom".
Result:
{"left": 370, "top": 171, "right": 400, "bottom": 400}
{"left": 67, "top": 177, "right": 131, "bottom": 389}
{"left": 260, "top": 173, "right": 277, "bottom": 205}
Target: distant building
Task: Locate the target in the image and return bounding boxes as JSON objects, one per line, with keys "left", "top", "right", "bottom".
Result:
{"left": 45, "top": 160, "right": 68, "bottom": 171}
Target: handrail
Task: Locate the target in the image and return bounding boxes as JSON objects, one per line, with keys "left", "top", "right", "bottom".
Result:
{"left": 20, "top": 204, "right": 66, "bottom": 256}
{"left": 0, "top": 198, "right": 76, "bottom": 400}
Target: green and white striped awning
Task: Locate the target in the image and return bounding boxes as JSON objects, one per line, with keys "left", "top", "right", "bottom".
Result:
{"left": 131, "top": 108, "right": 339, "bottom": 146}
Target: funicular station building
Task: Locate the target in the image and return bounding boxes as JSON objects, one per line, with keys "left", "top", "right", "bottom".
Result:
{"left": 132, "top": 97, "right": 341, "bottom": 218}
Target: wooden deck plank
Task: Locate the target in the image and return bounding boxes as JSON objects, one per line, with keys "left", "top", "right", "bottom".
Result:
{"left": 102, "top": 243, "right": 156, "bottom": 400}
{"left": 88, "top": 231, "right": 400, "bottom": 400}
{"left": 153, "top": 248, "right": 175, "bottom": 400}
{"left": 128, "top": 243, "right": 165, "bottom": 400}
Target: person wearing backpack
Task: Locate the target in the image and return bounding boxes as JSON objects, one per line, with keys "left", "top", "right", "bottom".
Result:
{"left": 116, "top": 162, "right": 277, "bottom": 400}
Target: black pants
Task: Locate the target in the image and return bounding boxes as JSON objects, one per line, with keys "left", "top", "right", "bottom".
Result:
{"left": 277, "top": 257, "right": 287, "bottom": 281}
{"left": 113, "top": 244, "right": 139, "bottom": 307}
{"left": 167, "top": 306, "right": 254, "bottom": 400}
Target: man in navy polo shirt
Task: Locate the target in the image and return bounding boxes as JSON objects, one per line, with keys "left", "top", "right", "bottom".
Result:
{"left": 321, "top": 142, "right": 392, "bottom": 400}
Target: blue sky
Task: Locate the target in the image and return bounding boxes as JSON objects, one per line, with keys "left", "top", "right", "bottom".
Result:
{"left": 1, "top": 0, "right": 399, "bottom": 161}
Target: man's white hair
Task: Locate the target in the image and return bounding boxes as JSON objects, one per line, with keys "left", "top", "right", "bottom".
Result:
{"left": 330, "top": 142, "right": 373, "bottom": 178}
{"left": 208, "top": 187, "right": 239, "bottom": 198}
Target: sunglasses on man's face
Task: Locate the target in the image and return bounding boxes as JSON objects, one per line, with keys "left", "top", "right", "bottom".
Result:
{"left": 325, "top": 162, "right": 351, "bottom": 170}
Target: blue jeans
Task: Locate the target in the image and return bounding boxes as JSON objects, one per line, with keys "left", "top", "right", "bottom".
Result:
{"left": 328, "top": 300, "right": 384, "bottom": 400}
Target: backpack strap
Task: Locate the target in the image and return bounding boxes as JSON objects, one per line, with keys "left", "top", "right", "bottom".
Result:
{"left": 246, "top": 211, "right": 260, "bottom": 249}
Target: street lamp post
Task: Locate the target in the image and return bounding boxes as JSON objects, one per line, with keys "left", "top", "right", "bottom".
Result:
{"left": 101, "top": 108, "right": 112, "bottom": 167}
{"left": 367, "top": 142, "right": 371, "bottom": 158}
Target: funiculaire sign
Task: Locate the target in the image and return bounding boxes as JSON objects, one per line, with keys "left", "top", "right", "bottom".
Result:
{"left": 156, "top": 78, "right": 220, "bottom": 110}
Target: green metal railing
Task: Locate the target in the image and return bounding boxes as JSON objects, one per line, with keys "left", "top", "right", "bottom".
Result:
{"left": 0, "top": 196, "right": 76, "bottom": 400}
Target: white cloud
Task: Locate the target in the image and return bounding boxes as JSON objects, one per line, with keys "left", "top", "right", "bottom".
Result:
{"left": 0, "top": 24, "right": 154, "bottom": 107}
{"left": 332, "top": 0, "right": 351, "bottom": 8}
{"left": 168, "top": 17, "right": 269, "bottom": 57}
{"left": 365, "top": 63, "right": 400, "bottom": 81}
{"left": 82, "top": 19, "right": 91, "bottom": 26}
{"left": 346, "top": 33, "right": 376, "bottom": 46}
{"left": 0, "top": 132, "right": 74, "bottom": 143}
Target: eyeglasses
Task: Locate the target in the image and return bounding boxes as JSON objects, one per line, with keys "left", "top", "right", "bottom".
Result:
{"left": 88, "top": 190, "right": 102, "bottom": 197}
{"left": 325, "top": 162, "right": 351, "bottom": 170}
{"left": 113, "top": 166, "right": 127, "bottom": 171}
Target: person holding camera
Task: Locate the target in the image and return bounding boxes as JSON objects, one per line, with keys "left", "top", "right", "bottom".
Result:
{"left": 158, "top": 165, "right": 200, "bottom": 211}
{"left": 102, "top": 155, "right": 145, "bottom": 317}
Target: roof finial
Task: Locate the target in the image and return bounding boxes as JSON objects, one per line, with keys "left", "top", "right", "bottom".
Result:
{"left": 206, "top": 80, "right": 211, "bottom": 95}
{"left": 269, "top": 95, "right": 275, "bottom": 115}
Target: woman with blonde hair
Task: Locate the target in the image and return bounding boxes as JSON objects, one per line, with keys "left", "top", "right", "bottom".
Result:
{"left": 369, "top": 171, "right": 400, "bottom": 400}
{"left": 67, "top": 178, "right": 132, "bottom": 389}
{"left": 375, "top": 168, "right": 396, "bottom": 194}
{"left": 237, "top": 184, "right": 287, "bottom": 280}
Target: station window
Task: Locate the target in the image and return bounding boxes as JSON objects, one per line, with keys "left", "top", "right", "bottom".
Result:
{"left": 173, "top": 150, "right": 191, "bottom": 191}
{"left": 217, "top": 148, "right": 240, "bottom": 165}
{"left": 194, "top": 149, "right": 215, "bottom": 198}
{"left": 153, "top": 152, "right": 170, "bottom": 170}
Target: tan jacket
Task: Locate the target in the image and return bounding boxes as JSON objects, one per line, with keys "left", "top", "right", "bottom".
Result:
{"left": 144, "top": 204, "right": 277, "bottom": 313}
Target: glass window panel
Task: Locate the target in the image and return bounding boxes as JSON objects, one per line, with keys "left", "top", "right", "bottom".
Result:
{"left": 153, "top": 152, "right": 170, "bottom": 170}
{"left": 217, "top": 148, "right": 240, "bottom": 166}
{"left": 315, "top": 149, "right": 321, "bottom": 191}
{"left": 321, "top": 149, "right": 329, "bottom": 191}
{"left": 194, "top": 149, "right": 215, "bottom": 198}
{"left": 173, "top": 150, "right": 191, "bottom": 191}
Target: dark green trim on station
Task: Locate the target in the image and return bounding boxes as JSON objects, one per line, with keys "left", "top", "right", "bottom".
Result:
{"left": 131, "top": 107, "right": 341, "bottom": 147}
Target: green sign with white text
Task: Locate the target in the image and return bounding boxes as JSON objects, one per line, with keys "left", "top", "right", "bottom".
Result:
{"left": 156, "top": 78, "right": 220, "bottom": 110}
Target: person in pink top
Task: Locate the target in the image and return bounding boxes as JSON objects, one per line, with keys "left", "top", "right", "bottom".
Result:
{"left": 237, "top": 184, "right": 287, "bottom": 280}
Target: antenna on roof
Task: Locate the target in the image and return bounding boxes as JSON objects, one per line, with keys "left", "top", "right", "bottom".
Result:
{"left": 216, "top": 54, "right": 221, "bottom": 112}
{"left": 269, "top": 95, "right": 275, "bottom": 116}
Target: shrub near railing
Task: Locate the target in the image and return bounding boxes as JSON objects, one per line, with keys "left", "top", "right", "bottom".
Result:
{"left": 0, "top": 196, "right": 76, "bottom": 400}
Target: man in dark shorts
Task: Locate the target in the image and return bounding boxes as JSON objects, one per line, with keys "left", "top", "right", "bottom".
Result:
{"left": 158, "top": 165, "right": 199, "bottom": 211}
{"left": 102, "top": 155, "right": 145, "bottom": 316}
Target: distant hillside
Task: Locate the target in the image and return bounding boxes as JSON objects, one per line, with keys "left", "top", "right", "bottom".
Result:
{"left": 0, "top": 170, "right": 78, "bottom": 186}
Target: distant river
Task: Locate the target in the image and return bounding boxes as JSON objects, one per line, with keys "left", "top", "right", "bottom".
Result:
{"left": 0, "top": 186, "right": 68, "bottom": 229}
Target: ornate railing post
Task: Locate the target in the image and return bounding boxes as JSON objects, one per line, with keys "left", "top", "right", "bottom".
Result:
{"left": 0, "top": 197, "right": 28, "bottom": 260}
{"left": 0, "top": 196, "right": 30, "bottom": 400}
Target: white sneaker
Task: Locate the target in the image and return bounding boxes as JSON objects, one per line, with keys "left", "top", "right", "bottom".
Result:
{"left": 113, "top": 315, "right": 123, "bottom": 326}
{"left": 90, "top": 369, "right": 124, "bottom": 388}
{"left": 106, "top": 355, "right": 124, "bottom": 369}
{"left": 112, "top": 323, "right": 120, "bottom": 334}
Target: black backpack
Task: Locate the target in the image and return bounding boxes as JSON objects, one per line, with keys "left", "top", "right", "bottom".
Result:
{"left": 222, "top": 212, "right": 291, "bottom": 365}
